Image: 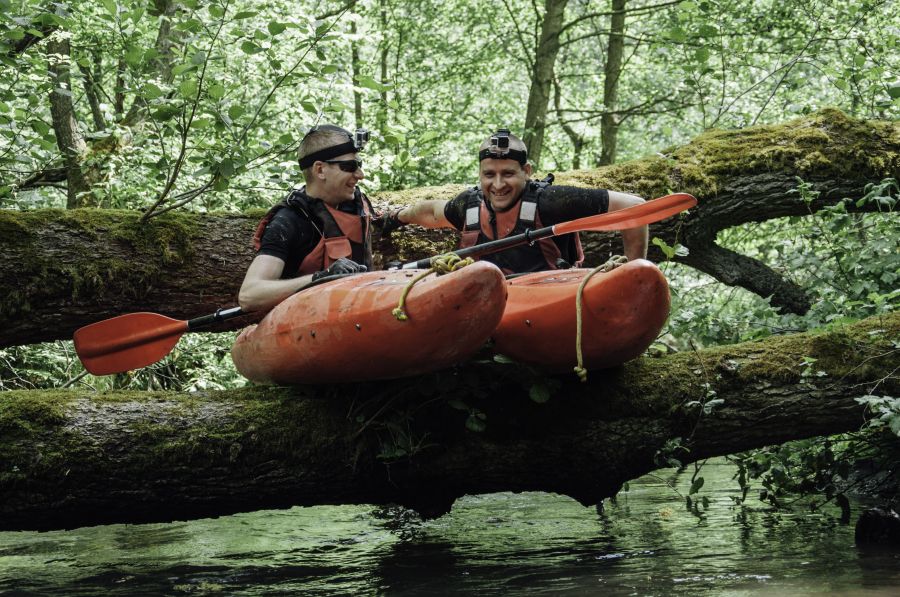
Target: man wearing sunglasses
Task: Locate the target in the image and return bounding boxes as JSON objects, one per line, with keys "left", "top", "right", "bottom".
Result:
{"left": 379, "top": 129, "right": 647, "bottom": 275}
{"left": 239, "top": 125, "right": 374, "bottom": 312}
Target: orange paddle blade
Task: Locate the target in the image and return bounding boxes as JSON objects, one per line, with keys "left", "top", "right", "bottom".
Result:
{"left": 554, "top": 192, "right": 697, "bottom": 235}
{"left": 73, "top": 312, "right": 189, "bottom": 375}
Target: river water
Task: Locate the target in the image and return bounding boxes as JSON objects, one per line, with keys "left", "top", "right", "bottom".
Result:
{"left": 1, "top": 460, "right": 897, "bottom": 595}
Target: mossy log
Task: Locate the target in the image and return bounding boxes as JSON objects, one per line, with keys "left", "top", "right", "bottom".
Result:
{"left": 1, "top": 312, "right": 896, "bottom": 531}
{"left": 1, "top": 109, "right": 897, "bottom": 347}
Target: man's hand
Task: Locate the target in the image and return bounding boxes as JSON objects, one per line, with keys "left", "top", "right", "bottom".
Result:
{"left": 375, "top": 208, "right": 407, "bottom": 239}
{"left": 311, "top": 258, "right": 368, "bottom": 282}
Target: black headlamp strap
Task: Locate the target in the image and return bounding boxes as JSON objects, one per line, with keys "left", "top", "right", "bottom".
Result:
{"left": 478, "top": 147, "right": 528, "bottom": 165}
{"left": 298, "top": 141, "right": 357, "bottom": 169}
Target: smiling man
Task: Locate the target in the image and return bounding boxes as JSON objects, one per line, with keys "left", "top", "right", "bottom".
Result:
{"left": 238, "top": 125, "right": 373, "bottom": 312}
{"left": 381, "top": 129, "right": 647, "bottom": 274}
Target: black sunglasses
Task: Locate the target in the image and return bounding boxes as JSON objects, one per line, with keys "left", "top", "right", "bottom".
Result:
{"left": 324, "top": 158, "right": 363, "bottom": 173}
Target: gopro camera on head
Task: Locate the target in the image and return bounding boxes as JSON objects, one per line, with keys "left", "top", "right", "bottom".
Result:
{"left": 354, "top": 129, "right": 370, "bottom": 151}
{"left": 489, "top": 128, "right": 511, "bottom": 156}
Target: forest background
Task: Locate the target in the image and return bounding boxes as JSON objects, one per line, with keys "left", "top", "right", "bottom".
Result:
{"left": 0, "top": 0, "right": 898, "bottom": 514}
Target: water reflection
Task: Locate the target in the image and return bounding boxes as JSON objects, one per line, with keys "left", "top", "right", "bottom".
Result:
{"left": 1, "top": 460, "right": 898, "bottom": 595}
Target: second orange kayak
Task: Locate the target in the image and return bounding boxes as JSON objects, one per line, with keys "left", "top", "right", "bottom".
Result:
{"left": 232, "top": 261, "right": 507, "bottom": 384}
{"left": 492, "top": 259, "right": 670, "bottom": 372}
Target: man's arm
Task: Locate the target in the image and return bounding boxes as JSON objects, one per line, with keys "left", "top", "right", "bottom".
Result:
{"left": 394, "top": 199, "right": 452, "bottom": 229}
{"left": 238, "top": 254, "right": 316, "bottom": 313}
{"left": 607, "top": 191, "right": 648, "bottom": 260}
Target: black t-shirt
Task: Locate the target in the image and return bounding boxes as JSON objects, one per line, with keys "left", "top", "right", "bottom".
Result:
{"left": 257, "top": 198, "right": 367, "bottom": 277}
{"left": 443, "top": 185, "right": 610, "bottom": 230}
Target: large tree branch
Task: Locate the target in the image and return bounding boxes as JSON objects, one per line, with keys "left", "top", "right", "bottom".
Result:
{"left": 0, "top": 110, "right": 896, "bottom": 346}
{"left": 678, "top": 242, "right": 811, "bottom": 314}
{"left": 1, "top": 312, "right": 896, "bottom": 531}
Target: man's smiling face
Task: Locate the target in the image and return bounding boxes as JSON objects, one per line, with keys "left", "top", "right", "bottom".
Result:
{"left": 479, "top": 159, "right": 532, "bottom": 212}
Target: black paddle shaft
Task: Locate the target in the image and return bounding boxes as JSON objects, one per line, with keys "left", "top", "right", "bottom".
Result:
{"left": 187, "top": 306, "right": 245, "bottom": 331}
{"left": 401, "top": 224, "right": 555, "bottom": 269}
{"left": 183, "top": 273, "right": 365, "bottom": 331}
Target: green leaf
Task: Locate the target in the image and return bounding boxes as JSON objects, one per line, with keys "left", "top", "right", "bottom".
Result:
{"left": 689, "top": 477, "right": 705, "bottom": 495}
{"left": 30, "top": 120, "right": 50, "bottom": 136}
{"left": 208, "top": 83, "right": 225, "bottom": 100}
{"left": 208, "top": 4, "right": 225, "bottom": 18}
{"left": 124, "top": 45, "right": 142, "bottom": 67}
{"left": 267, "top": 21, "right": 286, "bottom": 35}
{"left": 887, "top": 84, "right": 900, "bottom": 99}
{"left": 447, "top": 399, "right": 468, "bottom": 411}
{"left": 228, "top": 105, "right": 245, "bottom": 120}
{"left": 652, "top": 237, "right": 676, "bottom": 259}
{"left": 190, "top": 51, "right": 207, "bottom": 66}
{"left": 529, "top": 383, "right": 551, "bottom": 404}
{"left": 214, "top": 176, "right": 230, "bottom": 191}
{"left": 465, "top": 412, "right": 486, "bottom": 433}
{"left": 179, "top": 80, "right": 198, "bottom": 98}
{"left": 152, "top": 106, "right": 180, "bottom": 121}
{"left": 172, "top": 63, "right": 197, "bottom": 76}
{"left": 240, "top": 41, "right": 262, "bottom": 54}
{"left": 234, "top": 11, "right": 258, "bottom": 19}
{"left": 143, "top": 82, "right": 164, "bottom": 99}
{"left": 419, "top": 131, "right": 440, "bottom": 143}
{"left": 356, "top": 74, "right": 392, "bottom": 92}
{"left": 100, "top": 0, "right": 116, "bottom": 16}
{"left": 217, "top": 158, "right": 235, "bottom": 177}
{"left": 853, "top": 54, "right": 866, "bottom": 67}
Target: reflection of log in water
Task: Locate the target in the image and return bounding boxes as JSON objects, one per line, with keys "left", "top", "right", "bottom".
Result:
{"left": 2, "top": 313, "right": 897, "bottom": 532}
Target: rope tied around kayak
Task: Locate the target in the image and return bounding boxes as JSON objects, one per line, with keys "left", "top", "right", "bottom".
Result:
{"left": 574, "top": 255, "right": 629, "bottom": 382}
{"left": 392, "top": 253, "right": 474, "bottom": 321}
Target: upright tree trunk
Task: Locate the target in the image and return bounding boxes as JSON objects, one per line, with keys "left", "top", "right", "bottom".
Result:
{"left": 77, "top": 48, "right": 107, "bottom": 132}
{"left": 599, "top": 0, "right": 626, "bottom": 166}
{"left": 351, "top": 21, "right": 364, "bottom": 129}
{"left": 377, "top": 0, "right": 389, "bottom": 132}
{"left": 523, "top": 0, "right": 569, "bottom": 167}
{"left": 46, "top": 35, "right": 92, "bottom": 208}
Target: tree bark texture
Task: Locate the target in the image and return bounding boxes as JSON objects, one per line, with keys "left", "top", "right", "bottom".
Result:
{"left": 523, "top": 0, "right": 569, "bottom": 168}
{"left": 46, "top": 36, "right": 92, "bottom": 209}
{"left": 598, "top": 0, "right": 626, "bottom": 166}
{"left": 1, "top": 312, "right": 896, "bottom": 531}
{"left": 0, "top": 110, "right": 896, "bottom": 347}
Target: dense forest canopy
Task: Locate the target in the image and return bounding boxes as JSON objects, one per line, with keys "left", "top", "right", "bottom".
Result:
{"left": 1, "top": 0, "right": 897, "bottom": 210}
{"left": 0, "top": 0, "right": 897, "bottom": 524}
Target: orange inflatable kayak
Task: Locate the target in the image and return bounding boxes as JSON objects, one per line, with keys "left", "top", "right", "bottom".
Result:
{"left": 492, "top": 259, "right": 670, "bottom": 372}
{"left": 231, "top": 261, "right": 507, "bottom": 384}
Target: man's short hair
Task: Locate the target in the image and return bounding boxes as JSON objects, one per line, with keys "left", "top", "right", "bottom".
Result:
{"left": 298, "top": 125, "right": 354, "bottom": 181}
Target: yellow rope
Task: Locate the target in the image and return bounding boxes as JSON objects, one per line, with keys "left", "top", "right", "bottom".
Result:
{"left": 393, "top": 253, "right": 474, "bottom": 321}
{"left": 573, "top": 255, "right": 629, "bottom": 382}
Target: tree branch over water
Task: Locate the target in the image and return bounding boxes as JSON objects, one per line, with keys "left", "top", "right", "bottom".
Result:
{"left": 1, "top": 312, "right": 896, "bottom": 531}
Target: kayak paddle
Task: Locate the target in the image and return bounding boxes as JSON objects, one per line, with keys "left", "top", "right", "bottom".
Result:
{"left": 73, "top": 273, "right": 354, "bottom": 376}
{"left": 400, "top": 192, "right": 697, "bottom": 269}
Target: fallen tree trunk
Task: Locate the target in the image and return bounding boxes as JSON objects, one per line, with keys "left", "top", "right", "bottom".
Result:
{"left": 1, "top": 312, "right": 896, "bottom": 531}
{"left": 0, "top": 109, "right": 896, "bottom": 347}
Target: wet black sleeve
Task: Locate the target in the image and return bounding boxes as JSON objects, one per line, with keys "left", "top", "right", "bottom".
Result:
{"left": 257, "top": 208, "right": 317, "bottom": 277}
{"left": 536, "top": 186, "right": 609, "bottom": 226}
{"left": 443, "top": 191, "right": 469, "bottom": 231}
